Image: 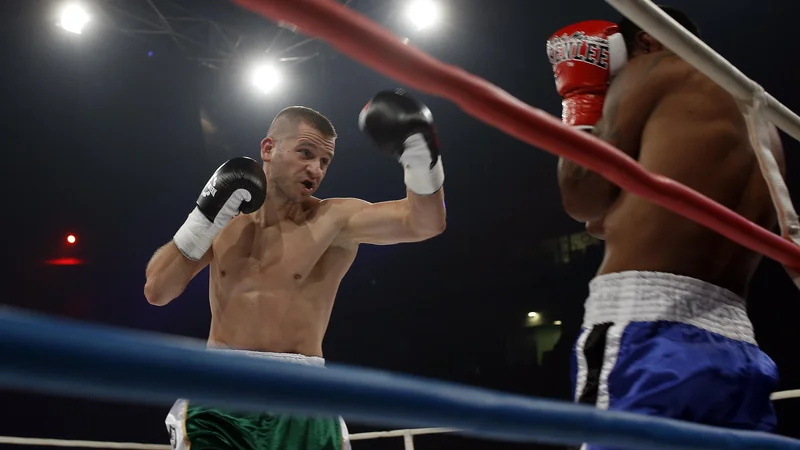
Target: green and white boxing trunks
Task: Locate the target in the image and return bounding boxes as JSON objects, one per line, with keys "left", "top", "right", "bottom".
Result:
{"left": 164, "top": 350, "right": 350, "bottom": 450}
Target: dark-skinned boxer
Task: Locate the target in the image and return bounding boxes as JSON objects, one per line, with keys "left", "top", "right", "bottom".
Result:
{"left": 546, "top": 7, "right": 785, "bottom": 446}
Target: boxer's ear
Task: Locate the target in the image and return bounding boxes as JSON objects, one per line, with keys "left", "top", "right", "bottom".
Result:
{"left": 636, "top": 31, "right": 664, "bottom": 54}
{"left": 261, "top": 137, "right": 276, "bottom": 162}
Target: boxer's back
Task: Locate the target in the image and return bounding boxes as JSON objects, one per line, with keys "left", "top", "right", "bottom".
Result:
{"left": 597, "top": 54, "right": 784, "bottom": 296}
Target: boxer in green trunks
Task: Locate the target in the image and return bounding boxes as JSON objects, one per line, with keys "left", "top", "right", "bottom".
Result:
{"left": 166, "top": 351, "right": 346, "bottom": 450}
{"left": 144, "top": 90, "right": 448, "bottom": 450}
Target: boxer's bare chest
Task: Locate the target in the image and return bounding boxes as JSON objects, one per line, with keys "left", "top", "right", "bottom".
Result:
{"left": 211, "top": 212, "right": 345, "bottom": 284}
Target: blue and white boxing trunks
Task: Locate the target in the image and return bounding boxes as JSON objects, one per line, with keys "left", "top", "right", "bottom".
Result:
{"left": 572, "top": 271, "right": 778, "bottom": 448}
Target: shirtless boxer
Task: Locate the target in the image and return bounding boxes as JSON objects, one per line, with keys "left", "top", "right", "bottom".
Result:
{"left": 143, "top": 89, "right": 446, "bottom": 450}
{"left": 546, "top": 6, "right": 785, "bottom": 442}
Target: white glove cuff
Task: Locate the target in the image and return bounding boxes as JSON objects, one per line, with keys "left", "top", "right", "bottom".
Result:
{"left": 173, "top": 208, "right": 222, "bottom": 261}
{"left": 399, "top": 133, "right": 445, "bottom": 195}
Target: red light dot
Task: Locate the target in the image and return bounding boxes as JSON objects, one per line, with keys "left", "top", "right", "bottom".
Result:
{"left": 45, "top": 257, "right": 82, "bottom": 266}
{"left": 67, "top": 234, "right": 76, "bottom": 244}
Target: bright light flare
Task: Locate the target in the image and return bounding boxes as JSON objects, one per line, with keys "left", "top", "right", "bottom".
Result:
{"left": 59, "top": 4, "right": 90, "bottom": 35}
{"left": 406, "top": 0, "right": 440, "bottom": 31}
{"left": 66, "top": 234, "right": 76, "bottom": 244}
{"left": 251, "top": 64, "right": 281, "bottom": 95}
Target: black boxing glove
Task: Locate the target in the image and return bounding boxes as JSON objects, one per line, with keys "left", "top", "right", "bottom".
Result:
{"left": 359, "top": 89, "right": 444, "bottom": 195}
{"left": 173, "top": 157, "right": 267, "bottom": 260}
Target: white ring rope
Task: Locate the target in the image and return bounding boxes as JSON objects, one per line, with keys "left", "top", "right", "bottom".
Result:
{"left": 0, "top": 428, "right": 456, "bottom": 449}
{"left": 772, "top": 390, "right": 800, "bottom": 402}
{"left": 348, "top": 427, "right": 457, "bottom": 440}
{"left": 0, "top": 437, "right": 169, "bottom": 449}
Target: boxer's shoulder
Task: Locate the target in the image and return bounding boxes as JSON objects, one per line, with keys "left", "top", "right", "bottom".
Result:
{"left": 603, "top": 53, "right": 690, "bottom": 121}
{"left": 316, "top": 197, "right": 371, "bottom": 218}
{"left": 313, "top": 198, "right": 367, "bottom": 249}
{"left": 612, "top": 52, "right": 686, "bottom": 93}
{"left": 304, "top": 198, "right": 359, "bottom": 236}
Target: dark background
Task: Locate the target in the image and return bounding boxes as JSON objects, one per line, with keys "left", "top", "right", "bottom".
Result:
{"left": 2, "top": 0, "right": 799, "bottom": 448}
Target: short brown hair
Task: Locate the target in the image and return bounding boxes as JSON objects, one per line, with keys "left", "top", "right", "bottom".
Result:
{"left": 267, "top": 106, "right": 337, "bottom": 140}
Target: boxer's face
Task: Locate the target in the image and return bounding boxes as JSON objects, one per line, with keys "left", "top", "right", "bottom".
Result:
{"left": 262, "top": 121, "right": 336, "bottom": 202}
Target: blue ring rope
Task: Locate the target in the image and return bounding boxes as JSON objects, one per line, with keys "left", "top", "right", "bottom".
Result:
{"left": 0, "top": 308, "right": 797, "bottom": 450}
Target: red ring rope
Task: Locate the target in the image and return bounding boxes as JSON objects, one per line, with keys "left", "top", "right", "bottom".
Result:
{"left": 231, "top": 0, "right": 800, "bottom": 270}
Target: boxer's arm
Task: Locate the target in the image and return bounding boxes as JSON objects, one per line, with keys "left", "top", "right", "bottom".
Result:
{"left": 558, "top": 54, "right": 677, "bottom": 221}
{"left": 556, "top": 97, "right": 634, "bottom": 221}
{"left": 558, "top": 158, "right": 620, "bottom": 222}
{"left": 143, "top": 157, "right": 265, "bottom": 306}
{"left": 334, "top": 189, "right": 446, "bottom": 245}
{"left": 144, "top": 242, "right": 212, "bottom": 306}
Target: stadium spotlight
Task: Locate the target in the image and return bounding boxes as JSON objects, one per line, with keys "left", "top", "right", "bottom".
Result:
{"left": 251, "top": 63, "right": 282, "bottom": 95}
{"left": 58, "top": 3, "right": 90, "bottom": 35}
{"left": 405, "top": 0, "right": 440, "bottom": 31}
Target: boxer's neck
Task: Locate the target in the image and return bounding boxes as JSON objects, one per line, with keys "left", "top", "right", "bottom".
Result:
{"left": 254, "top": 191, "right": 306, "bottom": 226}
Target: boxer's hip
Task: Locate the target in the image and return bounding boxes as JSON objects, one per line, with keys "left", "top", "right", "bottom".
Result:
{"left": 165, "top": 350, "right": 349, "bottom": 450}
{"left": 571, "top": 271, "right": 778, "bottom": 434}
{"left": 582, "top": 270, "right": 757, "bottom": 342}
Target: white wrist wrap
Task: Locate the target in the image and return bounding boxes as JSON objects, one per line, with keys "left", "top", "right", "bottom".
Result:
{"left": 173, "top": 208, "right": 223, "bottom": 261}
{"left": 399, "top": 133, "right": 445, "bottom": 195}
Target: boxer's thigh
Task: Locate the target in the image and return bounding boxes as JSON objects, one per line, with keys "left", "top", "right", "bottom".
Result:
{"left": 179, "top": 403, "right": 344, "bottom": 450}
{"left": 606, "top": 321, "right": 778, "bottom": 430}
{"left": 580, "top": 321, "right": 777, "bottom": 450}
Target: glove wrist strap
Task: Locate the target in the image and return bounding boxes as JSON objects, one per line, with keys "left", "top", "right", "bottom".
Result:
{"left": 173, "top": 208, "right": 222, "bottom": 261}
{"left": 399, "top": 134, "right": 445, "bottom": 195}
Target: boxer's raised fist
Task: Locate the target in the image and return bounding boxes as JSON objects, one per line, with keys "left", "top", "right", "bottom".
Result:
{"left": 197, "top": 157, "right": 267, "bottom": 221}
{"left": 359, "top": 89, "right": 444, "bottom": 195}
{"left": 546, "top": 20, "right": 628, "bottom": 130}
{"left": 174, "top": 157, "right": 266, "bottom": 260}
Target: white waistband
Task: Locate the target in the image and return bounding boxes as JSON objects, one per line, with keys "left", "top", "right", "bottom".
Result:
{"left": 584, "top": 271, "right": 756, "bottom": 345}
{"left": 206, "top": 348, "right": 326, "bottom": 367}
